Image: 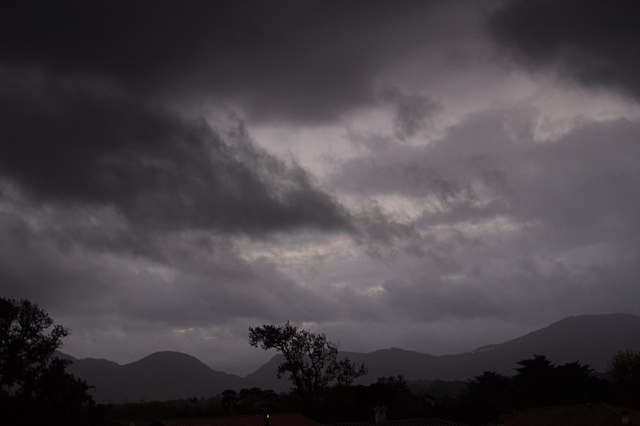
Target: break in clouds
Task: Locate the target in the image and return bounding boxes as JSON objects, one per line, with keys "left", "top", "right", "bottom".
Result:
{"left": 1, "top": 0, "right": 640, "bottom": 374}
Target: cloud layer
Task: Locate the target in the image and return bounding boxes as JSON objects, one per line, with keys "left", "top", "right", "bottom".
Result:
{"left": 0, "top": 0, "right": 459, "bottom": 124}
{"left": 1, "top": 0, "right": 639, "bottom": 374}
{"left": 489, "top": 0, "right": 640, "bottom": 100}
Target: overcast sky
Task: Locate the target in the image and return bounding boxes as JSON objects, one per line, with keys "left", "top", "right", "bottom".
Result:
{"left": 2, "top": 0, "right": 640, "bottom": 375}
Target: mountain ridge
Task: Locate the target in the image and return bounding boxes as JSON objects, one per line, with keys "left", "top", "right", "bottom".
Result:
{"left": 63, "top": 313, "right": 640, "bottom": 401}
{"left": 64, "top": 350, "right": 250, "bottom": 403}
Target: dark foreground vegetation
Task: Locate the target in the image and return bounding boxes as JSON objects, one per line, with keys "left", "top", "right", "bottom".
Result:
{"left": 101, "top": 353, "right": 639, "bottom": 426}
{"left": 0, "top": 297, "right": 95, "bottom": 426}
{"left": 3, "top": 297, "right": 640, "bottom": 426}
{"left": 101, "top": 348, "right": 640, "bottom": 426}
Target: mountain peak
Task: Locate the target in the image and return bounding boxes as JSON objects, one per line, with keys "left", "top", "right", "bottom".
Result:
{"left": 135, "top": 350, "right": 202, "bottom": 363}
{"left": 65, "top": 313, "right": 640, "bottom": 402}
{"left": 67, "top": 350, "right": 248, "bottom": 403}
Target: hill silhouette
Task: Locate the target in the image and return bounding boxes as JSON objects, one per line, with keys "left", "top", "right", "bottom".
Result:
{"left": 64, "top": 351, "right": 250, "bottom": 403}
{"left": 62, "top": 313, "right": 640, "bottom": 400}
{"left": 246, "top": 313, "right": 640, "bottom": 391}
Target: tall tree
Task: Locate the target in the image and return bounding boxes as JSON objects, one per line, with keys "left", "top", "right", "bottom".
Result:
{"left": 249, "top": 321, "right": 367, "bottom": 414}
{"left": 512, "top": 354, "right": 605, "bottom": 409}
{"left": 0, "top": 297, "right": 94, "bottom": 426}
{"left": 460, "top": 371, "right": 512, "bottom": 424}
{"left": 512, "top": 354, "right": 556, "bottom": 408}
{"left": 608, "top": 349, "right": 640, "bottom": 408}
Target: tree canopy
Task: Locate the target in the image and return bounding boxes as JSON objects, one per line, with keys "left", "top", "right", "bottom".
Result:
{"left": 249, "top": 321, "right": 367, "bottom": 413}
{"left": 608, "top": 349, "right": 640, "bottom": 408}
{"left": 0, "top": 297, "right": 94, "bottom": 426}
{"left": 456, "top": 355, "right": 610, "bottom": 424}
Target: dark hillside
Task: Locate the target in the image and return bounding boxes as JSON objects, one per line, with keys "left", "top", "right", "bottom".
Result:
{"left": 247, "top": 313, "right": 640, "bottom": 391}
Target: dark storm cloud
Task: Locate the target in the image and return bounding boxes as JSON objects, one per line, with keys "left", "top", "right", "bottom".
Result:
{"left": 351, "top": 201, "right": 427, "bottom": 260}
{"left": 0, "top": 0, "right": 447, "bottom": 124}
{"left": 380, "top": 277, "right": 501, "bottom": 320}
{"left": 0, "top": 203, "right": 337, "bottom": 329}
{"left": 0, "top": 208, "right": 129, "bottom": 310}
{"left": 335, "top": 109, "right": 640, "bottom": 237}
{"left": 0, "top": 0, "right": 451, "bottom": 258}
{"left": 330, "top": 109, "right": 640, "bottom": 324}
{"left": 379, "top": 87, "right": 442, "bottom": 140}
{"left": 0, "top": 74, "right": 421, "bottom": 338}
{"left": 109, "top": 257, "right": 335, "bottom": 327}
{"left": 339, "top": 236, "right": 638, "bottom": 333}
{"left": 489, "top": 0, "right": 640, "bottom": 101}
{"left": 5, "top": 0, "right": 639, "bottom": 370}
{"left": 0, "top": 81, "right": 351, "bottom": 238}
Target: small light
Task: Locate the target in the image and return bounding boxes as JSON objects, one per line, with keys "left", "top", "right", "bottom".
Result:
{"left": 267, "top": 415, "right": 270, "bottom": 419}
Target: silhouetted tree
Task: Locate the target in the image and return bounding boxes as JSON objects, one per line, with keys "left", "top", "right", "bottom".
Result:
{"left": 460, "top": 371, "right": 512, "bottom": 425}
{"left": 458, "top": 355, "right": 608, "bottom": 423}
{"left": 554, "top": 361, "right": 607, "bottom": 404}
{"left": 249, "top": 321, "right": 367, "bottom": 415}
{"left": 370, "top": 376, "right": 413, "bottom": 417}
{"left": 322, "top": 376, "right": 423, "bottom": 423}
{"left": 220, "top": 387, "right": 281, "bottom": 414}
{"left": 221, "top": 389, "right": 239, "bottom": 413}
{"left": 512, "top": 354, "right": 606, "bottom": 409}
{"left": 512, "top": 354, "right": 556, "bottom": 408}
{"left": 0, "top": 297, "right": 94, "bottom": 426}
{"left": 608, "top": 349, "right": 640, "bottom": 408}
{"left": 238, "top": 387, "right": 279, "bottom": 409}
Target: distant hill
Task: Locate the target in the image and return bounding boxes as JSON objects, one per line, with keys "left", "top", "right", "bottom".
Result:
{"left": 62, "top": 313, "right": 640, "bottom": 400}
{"left": 246, "top": 313, "right": 640, "bottom": 392}
{"left": 463, "top": 313, "right": 640, "bottom": 372}
{"left": 62, "top": 351, "right": 251, "bottom": 403}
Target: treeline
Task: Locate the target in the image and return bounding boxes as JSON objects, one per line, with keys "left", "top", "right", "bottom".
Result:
{"left": 450, "top": 355, "right": 611, "bottom": 424}
{"left": 95, "top": 378, "right": 420, "bottom": 422}
{"left": 4, "top": 297, "right": 640, "bottom": 426}
{"left": 103, "top": 352, "right": 640, "bottom": 425}
{"left": 404, "top": 353, "right": 639, "bottom": 425}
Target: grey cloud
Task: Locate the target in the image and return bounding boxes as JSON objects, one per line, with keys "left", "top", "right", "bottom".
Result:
{"left": 513, "top": 119, "right": 640, "bottom": 245}
{"left": 333, "top": 110, "right": 526, "bottom": 205}
{"left": 342, "top": 231, "right": 638, "bottom": 328}
{"left": 379, "top": 87, "right": 442, "bottom": 140}
{"left": 0, "top": 209, "right": 132, "bottom": 312}
{"left": 0, "top": 78, "right": 430, "bottom": 273}
{"left": 0, "top": 82, "right": 352, "bottom": 240}
{"left": 351, "top": 202, "right": 427, "bottom": 260}
{"left": 0, "top": 68, "right": 439, "bottom": 351}
{"left": 111, "top": 258, "right": 334, "bottom": 328}
{"left": 335, "top": 109, "right": 640, "bottom": 241}
{"left": 380, "top": 277, "right": 501, "bottom": 321}
{"left": 9, "top": 105, "right": 633, "bottom": 353}
{"left": 332, "top": 146, "right": 478, "bottom": 206}
{"left": 0, "top": 0, "right": 453, "bottom": 124}
{"left": 0, "top": 204, "right": 337, "bottom": 335}
{"left": 328, "top": 110, "right": 640, "bottom": 326}
{"left": 489, "top": 0, "right": 640, "bottom": 101}
{"left": 4, "top": 0, "right": 640, "bottom": 372}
